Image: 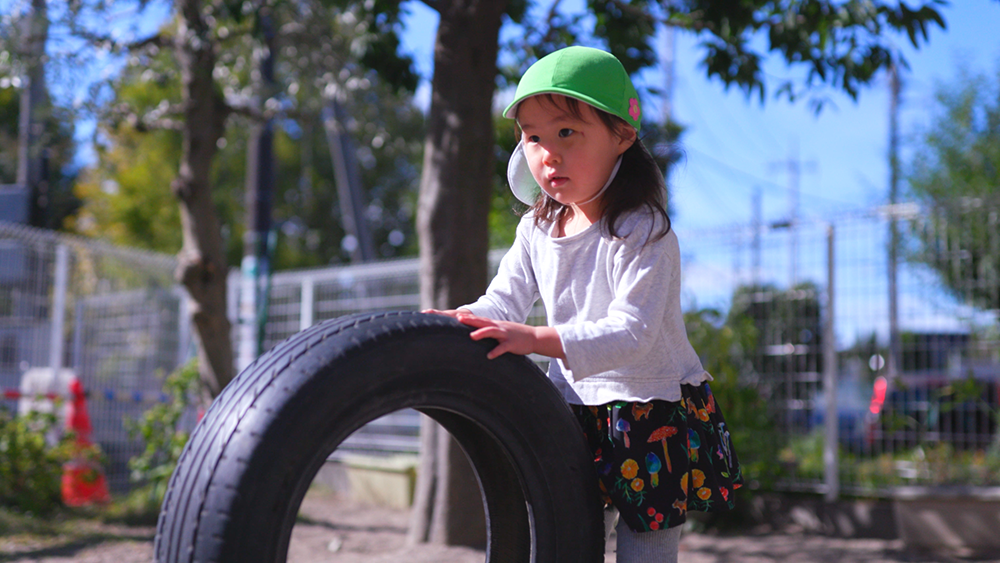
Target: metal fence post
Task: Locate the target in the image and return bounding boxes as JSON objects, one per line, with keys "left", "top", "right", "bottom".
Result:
{"left": 49, "top": 243, "right": 68, "bottom": 372}
{"left": 823, "top": 224, "right": 838, "bottom": 502}
{"left": 300, "top": 276, "right": 314, "bottom": 331}
{"left": 177, "top": 288, "right": 191, "bottom": 367}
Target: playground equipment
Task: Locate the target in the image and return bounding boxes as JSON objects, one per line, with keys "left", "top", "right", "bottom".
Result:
{"left": 154, "top": 311, "right": 604, "bottom": 562}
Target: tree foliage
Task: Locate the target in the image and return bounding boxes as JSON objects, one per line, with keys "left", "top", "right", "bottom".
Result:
{"left": 906, "top": 64, "right": 1000, "bottom": 313}
{"left": 41, "top": 0, "right": 430, "bottom": 396}
{"left": 661, "top": 0, "right": 948, "bottom": 110}
{"left": 73, "top": 17, "right": 425, "bottom": 267}
{"left": 685, "top": 307, "right": 782, "bottom": 492}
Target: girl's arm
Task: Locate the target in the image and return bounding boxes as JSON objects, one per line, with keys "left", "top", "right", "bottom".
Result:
{"left": 462, "top": 218, "right": 540, "bottom": 323}
{"left": 456, "top": 313, "right": 565, "bottom": 361}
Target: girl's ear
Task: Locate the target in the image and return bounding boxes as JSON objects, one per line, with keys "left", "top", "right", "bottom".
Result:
{"left": 616, "top": 126, "right": 637, "bottom": 155}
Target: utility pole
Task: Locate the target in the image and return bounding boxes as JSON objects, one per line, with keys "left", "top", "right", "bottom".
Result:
{"left": 752, "top": 186, "right": 762, "bottom": 285}
{"left": 238, "top": 8, "right": 277, "bottom": 371}
{"left": 16, "top": 0, "right": 49, "bottom": 226}
{"left": 659, "top": 19, "right": 677, "bottom": 202}
{"left": 769, "top": 140, "right": 816, "bottom": 287}
{"left": 662, "top": 23, "right": 675, "bottom": 126}
{"left": 823, "top": 223, "right": 838, "bottom": 502}
{"left": 887, "top": 62, "right": 902, "bottom": 379}
{"left": 323, "top": 88, "right": 375, "bottom": 264}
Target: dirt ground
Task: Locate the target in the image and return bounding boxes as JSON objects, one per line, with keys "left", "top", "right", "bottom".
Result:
{"left": 0, "top": 487, "right": 987, "bottom": 562}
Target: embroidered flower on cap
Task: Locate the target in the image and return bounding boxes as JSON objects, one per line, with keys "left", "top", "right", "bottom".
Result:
{"left": 628, "top": 98, "right": 641, "bottom": 121}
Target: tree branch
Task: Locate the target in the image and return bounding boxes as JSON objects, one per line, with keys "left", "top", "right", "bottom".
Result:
{"left": 125, "top": 33, "right": 166, "bottom": 52}
{"left": 606, "top": 0, "right": 658, "bottom": 26}
{"left": 539, "top": 0, "right": 564, "bottom": 46}
{"left": 69, "top": 26, "right": 166, "bottom": 53}
{"left": 225, "top": 101, "right": 266, "bottom": 121}
{"left": 134, "top": 116, "right": 185, "bottom": 131}
{"left": 103, "top": 101, "right": 186, "bottom": 132}
{"left": 417, "top": 0, "right": 441, "bottom": 14}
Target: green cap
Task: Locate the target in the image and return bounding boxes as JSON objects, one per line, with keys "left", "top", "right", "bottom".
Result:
{"left": 503, "top": 46, "right": 641, "bottom": 132}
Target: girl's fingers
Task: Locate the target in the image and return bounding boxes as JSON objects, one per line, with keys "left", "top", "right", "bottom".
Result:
{"left": 468, "top": 325, "right": 510, "bottom": 359}
{"left": 487, "top": 344, "right": 507, "bottom": 360}
{"left": 422, "top": 308, "right": 453, "bottom": 317}
{"left": 456, "top": 315, "right": 518, "bottom": 359}
{"left": 457, "top": 314, "right": 495, "bottom": 329}
{"left": 469, "top": 326, "right": 502, "bottom": 341}
{"left": 483, "top": 338, "right": 510, "bottom": 359}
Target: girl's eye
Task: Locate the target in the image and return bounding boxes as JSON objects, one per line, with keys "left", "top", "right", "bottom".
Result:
{"left": 558, "top": 128, "right": 574, "bottom": 138}
{"left": 527, "top": 135, "right": 540, "bottom": 143}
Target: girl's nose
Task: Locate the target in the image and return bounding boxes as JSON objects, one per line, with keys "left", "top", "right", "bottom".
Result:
{"left": 542, "top": 146, "right": 561, "bottom": 165}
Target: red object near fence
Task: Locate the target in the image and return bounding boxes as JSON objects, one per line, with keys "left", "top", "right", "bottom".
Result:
{"left": 61, "top": 378, "right": 111, "bottom": 506}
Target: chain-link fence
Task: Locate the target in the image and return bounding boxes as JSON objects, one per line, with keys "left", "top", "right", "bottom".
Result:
{"left": 674, "top": 202, "right": 999, "bottom": 495}
{"left": 0, "top": 221, "right": 187, "bottom": 491}
{"left": 3, "top": 198, "right": 998, "bottom": 496}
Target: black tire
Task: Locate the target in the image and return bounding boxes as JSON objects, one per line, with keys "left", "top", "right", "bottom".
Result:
{"left": 154, "top": 311, "right": 604, "bottom": 562}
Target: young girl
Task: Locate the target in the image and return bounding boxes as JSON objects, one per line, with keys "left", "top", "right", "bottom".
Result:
{"left": 428, "top": 46, "right": 742, "bottom": 562}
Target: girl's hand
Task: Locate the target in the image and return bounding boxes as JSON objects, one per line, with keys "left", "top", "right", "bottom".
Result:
{"left": 421, "top": 308, "right": 471, "bottom": 319}
{"left": 456, "top": 313, "right": 565, "bottom": 361}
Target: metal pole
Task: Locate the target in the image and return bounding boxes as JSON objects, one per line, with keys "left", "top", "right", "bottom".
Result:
{"left": 823, "top": 224, "right": 838, "bottom": 501}
{"left": 17, "top": 0, "right": 48, "bottom": 225}
{"left": 238, "top": 9, "right": 277, "bottom": 371}
{"left": 177, "top": 288, "right": 192, "bottom": 366}
{"left": 887, "top": 63, "right": 902, "bottom": 380}
{"left": 323, "top": 92, "right": 376, "bottom": 263}
{"left": 49, "top": 244, "right": 68, "bottom": 373}
{"left": 662, "top": 24, "right": 675, "bottom": 125}
{"left": 788, "top": 141, "right": 800, "bottom": 286}
{"left": 752, "top": 187, "right": 762, "bottom": 285}
{"left": 299, "top": 277, "right": 314, "bottom": 332}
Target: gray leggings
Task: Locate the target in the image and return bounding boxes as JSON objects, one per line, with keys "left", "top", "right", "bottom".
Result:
{"left": 606, "top": 509, "right": 681, "bottom": 563}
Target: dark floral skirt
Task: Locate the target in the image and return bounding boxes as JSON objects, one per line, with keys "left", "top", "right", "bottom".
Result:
{"left": 572, "top": 382, "right": 743, "bottom": 532}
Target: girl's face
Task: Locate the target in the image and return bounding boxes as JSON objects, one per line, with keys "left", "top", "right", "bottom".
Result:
{"left": 517, "top": 95, "right": 634, "bottom": 211}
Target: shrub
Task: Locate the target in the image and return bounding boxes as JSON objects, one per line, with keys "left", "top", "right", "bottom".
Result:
{"left": 0, "top": 408, "right": 74, "bottom": 515}
{"left": 126, "top": 358, "right": 200, "bottom": 505}
{"left": 685, "top": 307, "right": 783, "bottom": 491}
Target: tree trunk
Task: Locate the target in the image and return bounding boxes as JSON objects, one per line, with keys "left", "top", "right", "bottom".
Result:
{"left": 409, "top": 0, "right": 507, "bottom": 548}
{"left": 172, "top": 0, "right": 234, "bottom": 399}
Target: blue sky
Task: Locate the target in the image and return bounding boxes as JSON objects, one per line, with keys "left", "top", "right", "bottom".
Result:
{"left": 398, "top": 0, "right": 1000, "bottom": 233}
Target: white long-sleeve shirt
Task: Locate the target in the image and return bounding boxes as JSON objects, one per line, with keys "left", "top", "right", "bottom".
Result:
{"left": 462, "top": 209, "right": 710, "bottom": 405}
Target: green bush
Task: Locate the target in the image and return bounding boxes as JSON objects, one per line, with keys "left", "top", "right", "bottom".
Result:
{"left": 685, "top": 307, "right": 783, "bottom": 490}
{"left": 0, "top": 408, "right": 74, "bottom": 515}
{"left": 126, "top": 358, "right": 200, "bottom": 506}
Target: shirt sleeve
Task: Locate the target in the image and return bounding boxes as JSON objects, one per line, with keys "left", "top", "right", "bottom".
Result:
{"left": 555, "top": 229, "right": 676, "bottom": 380}
{"left": 461, "top": 218, "right": 540, "bottom": 323}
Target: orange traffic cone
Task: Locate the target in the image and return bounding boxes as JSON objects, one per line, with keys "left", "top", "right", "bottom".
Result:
{"left": 62, "top": 377, "right": 111, "bottom": 506}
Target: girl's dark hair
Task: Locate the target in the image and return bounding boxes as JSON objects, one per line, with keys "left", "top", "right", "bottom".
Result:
{"left": 521, "top": 95, "right": 671, "bottom": 244}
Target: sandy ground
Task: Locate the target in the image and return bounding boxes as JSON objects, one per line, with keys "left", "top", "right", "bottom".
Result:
{"left": 0, "top": 487, "right": 988, "bottom": 562}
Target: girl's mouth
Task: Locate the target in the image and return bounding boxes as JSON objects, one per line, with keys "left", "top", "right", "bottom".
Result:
{"left": 549, "top": 176, "right": 568, "bottom": 188}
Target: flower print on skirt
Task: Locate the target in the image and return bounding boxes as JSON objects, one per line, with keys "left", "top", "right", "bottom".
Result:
{"left": 572, "top": 382, "right": 743, "bottom": 533}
